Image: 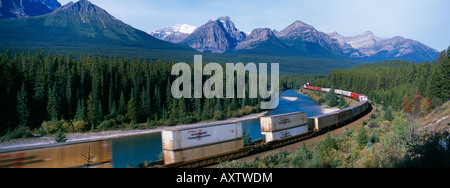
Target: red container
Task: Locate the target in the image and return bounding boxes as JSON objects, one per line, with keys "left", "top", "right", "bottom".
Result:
{"left": 351, "top": 93, "right": 358, "bottom": 99}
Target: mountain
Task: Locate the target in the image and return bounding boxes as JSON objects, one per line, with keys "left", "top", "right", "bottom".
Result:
{"left": 276, "top": 20, "right": 343, "bottom": 57}
{"left": 0, "top": 0, "right": 195, "bottom": 57}
{"left": 180, "top": 16, "right": 247, "bottom": 53}
{"left": 329, "top": 31, "right": 440, "bottom": 62}
{"left": 232, "top": 28, "right": 297, "bottom": 56}
{"left": 0, "top": 0, "right": 61, "bottom": 19}
{"left": 149, "top": 24, "right": 197, "bottom": 43}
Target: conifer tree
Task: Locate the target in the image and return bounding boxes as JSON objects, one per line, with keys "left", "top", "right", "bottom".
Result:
{"left": 74, "top": 100, "right": 85, "bottom": 121}
{"left": 384, "top": 106, "right": 394, "bottom": 122}
{"left": 17, "top": 83, "right": 29, "bottom": 126}
{"left": 47, "top": 83, "right": 59, "bottom": 121}
{"left": 126, "top": 96, "right": 138, "bottom": 123}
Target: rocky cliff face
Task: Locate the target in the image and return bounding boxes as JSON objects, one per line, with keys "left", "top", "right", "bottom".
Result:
{"left": 276, "top": 20, "right": 343, "bottom": 53}
{"left": 180, "top": 16, "right": 246, "bottom": 53}
{"left": 329, "top": 31, "right": 440, "bottom": 61}
{"left": 0, "top": 0, "right": 61, "bottom": 19}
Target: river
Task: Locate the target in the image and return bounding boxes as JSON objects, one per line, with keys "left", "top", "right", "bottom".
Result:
{"left": 111, "top": 89, "right": 325, "bottom": 168}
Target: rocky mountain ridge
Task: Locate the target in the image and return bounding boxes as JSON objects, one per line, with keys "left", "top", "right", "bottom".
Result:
{"left": 151, "top": 17, "right": 439, "bottom": 62}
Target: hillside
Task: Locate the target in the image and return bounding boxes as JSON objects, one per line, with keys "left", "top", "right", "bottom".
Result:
{"left": 0, "top": 0, "right": 195, "bottom": 58}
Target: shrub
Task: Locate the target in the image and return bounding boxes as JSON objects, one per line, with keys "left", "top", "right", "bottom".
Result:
{"left": 356, "top": 125, "right": 369, "bottom": 147}
{"left": 55, "top": 129, "right": 67, "bottom": 143}
{"left": 73, "top": 121, "right": 89, "bottom": 132}
{"left": 0, "top": 125, "right": 33, "bottom": 141}
{"left": 97, "top": 120, "right": 114, "bottom": 131}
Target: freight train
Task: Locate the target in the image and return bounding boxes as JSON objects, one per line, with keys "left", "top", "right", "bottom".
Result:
{"left": 0, "top": 85, "right": 370, "bottom": 168}
{"left": 158, "top": 85, "right": 371, "bottom": 168}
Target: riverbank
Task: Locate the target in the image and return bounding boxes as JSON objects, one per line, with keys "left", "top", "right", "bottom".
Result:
{"left": 295, "top": 89, "right": 340, "bottom": 114}
{"left": 0, "top": 111, "right": 268, "bottom": 150}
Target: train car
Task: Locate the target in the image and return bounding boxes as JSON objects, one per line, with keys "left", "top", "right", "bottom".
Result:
{"left": 358, "top": 94, "right": 368, "bottom": 102}
{"left": 335, "top": 89, "right": 344, "bottom": 95}
{"left": 0, "top": 140, "right": 112, "bottom": 168}
{"left": 162, "top": 122, "right": 243, "bottom": 164}
{"left": 343, "top": 91, "right": 352, "bottom": 97}
{"left": 163, "top": 139, "right": 243, "bottom": 164}
{"left": 337, "top": 107, "right": 353, "bottom": 123}
{"left": 260, "top": 112, "right": 308, "bottom": 143}
{"left": 260, "top": 112, "right": 307, "bottom": 132}
{"left": 360, "top": 101, "right": 369, "bottom": 112}
{"left": 350, "top": 93, "right": 358, "bottom": 99}
{"left": 322, "top": 88, "right": 331, "bottom": 92}
{"left": 311, "top": 113, "right": 339, "bottom": 131}
{"left": 351, "top": 103, "right": 363, "bottom": 117}
{"left": 262, "top": 124, "right": 309, "bottom": 143}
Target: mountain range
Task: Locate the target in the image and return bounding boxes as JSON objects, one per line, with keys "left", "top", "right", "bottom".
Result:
{"left": 0, "top": 0, "right": 440, "bottom": 76}
{"left": 151, "top": 17, "right": 439, "bottom": 62}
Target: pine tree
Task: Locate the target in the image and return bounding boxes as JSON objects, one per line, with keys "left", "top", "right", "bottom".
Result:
{"left": 74, "top": 100, "right": 85, "bottom": 121}
{"left": 47, "top": 83, "right": 59, "bottom": 121}
{"left": 118, "top": 92, "right": 126, "bottom": 115}
{"left": 126, "top": 96, "right": 138, "bottom": 123}
{"left": 447, "top": 45, "right": 450, "bottom": 57}
{"left": 338, "top": 95, "right": 347, "bottom": 108}
{"left": 356, "top": 125, "right": 369, "bottom": 147}
{"left": 16, "top": 83, "right": 29, "bottom": 126}
{"left": 384, "top": 106, "right": 394, "bottom": 122}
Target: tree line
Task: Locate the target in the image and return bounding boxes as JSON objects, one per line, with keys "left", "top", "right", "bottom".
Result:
{"left": 0, "top": 51, "right": 269, "bottom": 138}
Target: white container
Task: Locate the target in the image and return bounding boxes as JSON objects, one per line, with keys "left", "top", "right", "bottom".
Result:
{"left": 262, "top": 124, "right": 309, "bottom": 142}
{"left": 322, "top": 88, "right": 331, "bottom": 92}
{"left": 335, "top": 89, "right": 343, "bottom": 95}
{"left": 343, "top": 91, "right": 352, "bottom": 97}
{"left": 260, "top": 112, "right": 307, "bottom": 132}
{"left": 162, "top": 122, "right": 242, "bottom": 151}
{"left": 163, "top": 139, "right": 243, "bottom": 164}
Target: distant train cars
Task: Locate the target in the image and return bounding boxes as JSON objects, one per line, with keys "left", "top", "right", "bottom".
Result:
{"left": 303, "top": 85, "right": 368, "bottom": 102}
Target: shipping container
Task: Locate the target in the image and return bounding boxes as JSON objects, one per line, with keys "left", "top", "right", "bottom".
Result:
{"left": 313, "top": 113, "right": 339, "bottom": 131}
{"left": 335, "top": 89, "right": 343, "bottom": 95}
{"left": 260, "top": 112, "right": 307, "bottom": 132}
{"left": 337, "top": 108, "right": 353, "bottom": 122}
{"left": 352, "top": 104, "right": 362, "bottom": 117}
{"left": 262, "top": 125, "right": 309, "bottom": 143}
{"left": 358, "top": 95, "right": 368, "bottom": 102}
{"left": 162, "top": 122, "right": 242, "bottom": 151}
{"left": 343, "top": 91, "right": 352, "bottom": 97}
{"left": 360, "top": 101, "right": 369, "bottom": 112}
{"left": 0, "top": 140, "right": 112, "bottom": 168}
{"left": 322, "top": 88, "right": 331, "bottom": 92}
{"left": 163, "top": 139, "right": 243, "bottom": 164}
{"left": 307, "top": 118, "right": 315, "bottom": 131}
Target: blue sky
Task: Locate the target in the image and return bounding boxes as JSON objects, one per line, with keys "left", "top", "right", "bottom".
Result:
{"left": 58, "top": 0, "right": 450, "bottom": 51}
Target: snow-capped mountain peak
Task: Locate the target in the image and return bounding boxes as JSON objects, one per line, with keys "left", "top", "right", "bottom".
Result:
{"left": 148, "top": 24, "right": 197, "bottom": 43}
